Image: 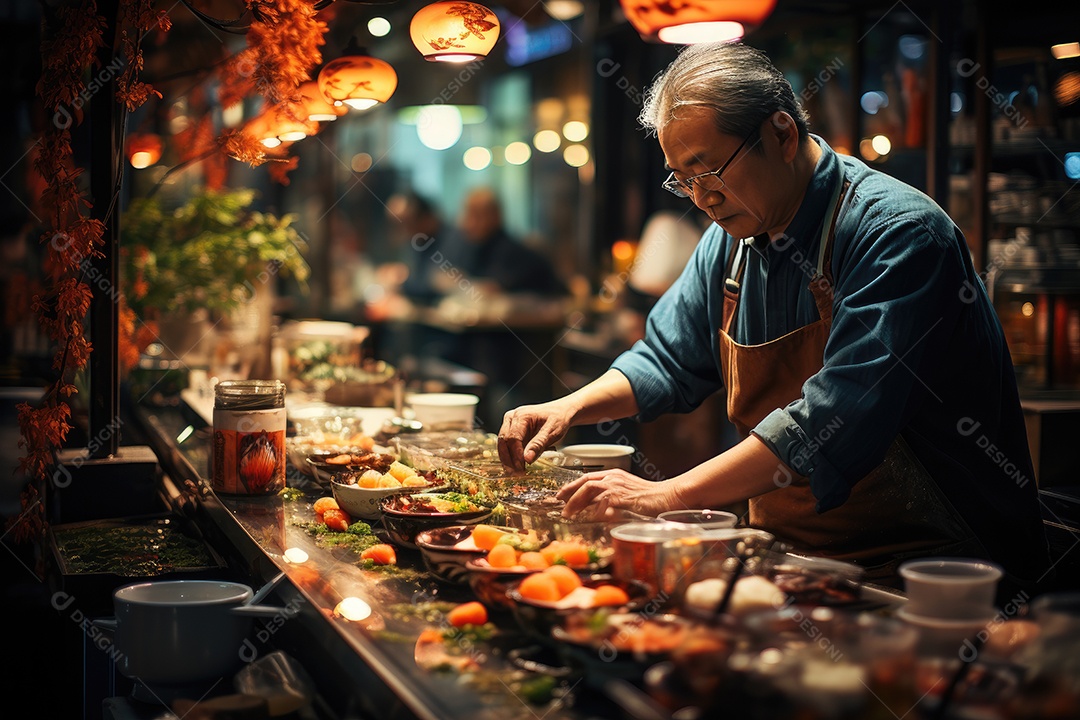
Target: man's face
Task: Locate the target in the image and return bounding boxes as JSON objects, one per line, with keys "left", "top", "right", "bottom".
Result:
{"left": 460, "top": 194, "right": 500, "bottom": 244}
{"left": 659, "top": 106, "right": 780, "bottom": 239}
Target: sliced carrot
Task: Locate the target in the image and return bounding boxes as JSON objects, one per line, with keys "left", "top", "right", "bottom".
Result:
{"left": 447, "top": 601, "right": 488, "bottom": 628}
{"left": 593, "top": 585, "right": 630, "bottom": 607}
{"left": 472, "top": 524, "right": 508, "bottom": 551}
{"left": 542, "top": 564, "right": 583, "bottom": 597}
{"left": 519, "top": 551, "right": 549, "bottom": 570}
{"left": 518, "top": 573, "right": 561, "bottom": 603}
{"left": 360, "top": 543, "right": 397, "bottom": 565}
{"left": 487, "top": 543, "right": 518, "bottom": 568}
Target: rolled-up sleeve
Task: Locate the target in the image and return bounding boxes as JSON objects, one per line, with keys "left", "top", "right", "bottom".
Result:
{"left": 611, "top": 230, "right": 728, "bottom": 421}
{"left": 751, "top": 215, "right": 969, "bottom": 512}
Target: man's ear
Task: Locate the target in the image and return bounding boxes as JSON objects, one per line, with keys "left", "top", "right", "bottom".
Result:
{"left": 769, "top": 111, "right": 799, "bottom": 163}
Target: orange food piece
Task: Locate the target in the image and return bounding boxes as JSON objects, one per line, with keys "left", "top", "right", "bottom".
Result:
{"left": 326, "top": 454, "right": 353, "bottom": 465}
{"left": 518, "top": 573, "right": 561, "bottom": 603}
{"left": 360, "top": 544, "right": 397, "bottom": 565}
{"left": 472, "top": 524, "right": 508, "bottom": 551}
{"left": 322, "top": 508, "right": 351, "bottom": 532}
{"left": 542, "top": 564, "right": 582, "bottom": 597}
{"left": 487, "top": 543, "right": 518, "bottom": 568}
{"left": 447, "top": 601, "right": 488, "bottom": 628}
{"left": 541, "top": 541, "right": 591, "bottom": 567}
{"left": 592, "top": 584, "right": 630, "bottom": 607}
{"left": 519, "top": 551, "right": 549, "bottom": 570}
{"left": 313, "top": 497, "right": 339, "bottom": 514}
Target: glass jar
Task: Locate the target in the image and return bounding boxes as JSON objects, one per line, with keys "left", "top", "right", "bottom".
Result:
{"left": 212, "top": 380, "right": 287, "bottom": 495}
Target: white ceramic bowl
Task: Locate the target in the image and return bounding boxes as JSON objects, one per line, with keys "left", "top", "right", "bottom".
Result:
{"left": 899, "top": 558, "right": 1003, "bottom": 621}
{"left": 331, "top": 476, "right": 443, "bottom": 521}
{"left": 560, "top": 443, "right": 635, "bottom": 471}
{"left": 405, "top": 393, "right": 479, "bottom": 430}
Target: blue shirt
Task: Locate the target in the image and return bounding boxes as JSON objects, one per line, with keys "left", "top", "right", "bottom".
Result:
{"left": 612, "top": 136, "right": 1050, "bottom": 586}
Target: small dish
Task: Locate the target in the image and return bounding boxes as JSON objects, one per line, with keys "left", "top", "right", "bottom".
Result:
{"left": 415, "top": 525, "right": 545, "bottom": 585}
{"left": 332, "top": 477, "right": 445, "bottom": 521}
{"left": 505, "top": 573, "right": 651, "bottom": 640}
{"left": 305, "top": 450, "right": 397, "bottom": 484}
{"left": 380, "top": 493, "right": 492, "bottom": 549}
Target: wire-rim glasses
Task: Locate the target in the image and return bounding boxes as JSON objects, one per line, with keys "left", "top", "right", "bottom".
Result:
{"left": 662, "top": 129, "right": 756, "bottom": 199}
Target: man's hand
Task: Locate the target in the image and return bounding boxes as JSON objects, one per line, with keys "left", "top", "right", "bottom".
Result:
{"left": 555, "top": 469, "right": 681, "bottom": 519}
{"left": 497, "top": 402, "right": 575, "bottom": 472}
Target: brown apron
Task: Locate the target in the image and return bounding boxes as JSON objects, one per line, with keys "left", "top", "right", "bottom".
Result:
{"left": 718, "top": 176, "right": 987, "bottom": 586}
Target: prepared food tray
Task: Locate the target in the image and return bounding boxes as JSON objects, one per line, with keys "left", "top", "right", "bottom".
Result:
{"left": 47, "top": 513, "right": 229, "bottom": 616}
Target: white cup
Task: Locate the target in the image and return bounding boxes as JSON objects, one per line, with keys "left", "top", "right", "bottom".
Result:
{"left": 899, "top": 557, "right": 1003, "bottom": 621}
{"left": 560, "top": 443, "right": 635, "bottom": 471}
{"left": 405, "top": 393, "right": 479, "bottom": 430}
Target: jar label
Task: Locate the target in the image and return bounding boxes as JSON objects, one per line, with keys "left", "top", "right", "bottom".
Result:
{"left": 212, "top": 408, "right": 286, "bottom": 494}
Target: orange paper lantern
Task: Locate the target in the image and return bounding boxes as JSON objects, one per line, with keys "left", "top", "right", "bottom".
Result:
{"left": 299, "top": 81, "right": 347, "bottom": 122}
{"left": 410, "top": 1, "right": 500, "bottom": 63}
{"left": 619, "top": 0, "right": 777, "bottom": 44}
{"left": 244, "top": 105, "right": 317, "bottom": 148}
{"left": 317, "top": 49, "right": 398, "bottom": 111}
{"left": 126, "top": 132, "right": 163, "bottom": 168}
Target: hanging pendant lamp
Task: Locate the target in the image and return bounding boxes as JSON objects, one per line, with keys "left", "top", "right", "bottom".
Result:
{"left": 299, "top": 81, "right": 348, "bottom": 122}
{"left": 410, "top": 1, "right": 500, "bottom": 63}
{"left": 318, "top": 39, "right": 398, "bottom": 111}
{"left": 619, "top": 0, "right": 777, "bottom": 44}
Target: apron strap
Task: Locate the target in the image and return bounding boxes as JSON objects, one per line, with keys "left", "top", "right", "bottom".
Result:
{"left": 724, "top": 237, "right": 751, "bottom": 293}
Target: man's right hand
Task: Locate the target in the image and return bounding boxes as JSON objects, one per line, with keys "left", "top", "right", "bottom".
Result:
{"left": 497, "top": 402, "right": 576, "bottom": 472}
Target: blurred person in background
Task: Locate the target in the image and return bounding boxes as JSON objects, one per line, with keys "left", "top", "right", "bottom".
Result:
{"left": 439, "top": 187, "right": 567, "bottom": 298}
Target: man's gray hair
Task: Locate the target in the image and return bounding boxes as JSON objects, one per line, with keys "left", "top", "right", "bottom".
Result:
{"left": 640, "top": 42, "right": 810, "bottom": 146}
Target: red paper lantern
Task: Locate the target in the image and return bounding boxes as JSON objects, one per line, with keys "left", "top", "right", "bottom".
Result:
{"left": 619, "top": 0, "right": 777, "bottom": 44}
{"left": 126, "top": 133, "right": 163, "bottom": 168}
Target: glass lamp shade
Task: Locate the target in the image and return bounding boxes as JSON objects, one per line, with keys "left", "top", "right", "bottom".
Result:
{"left": 299, "top": 81, "right": 347, "bottom": 122}
{"left": 317, "top": 54, "right": 398, "bottom": 110}
{"left": 126, "top": 132, "right": 163, "bottom": 168}
{"left": 409, "top": 1, "right": 500, "bottom": 63}
{"left": 618, "top": 0, "right": 777, "bottom": 44}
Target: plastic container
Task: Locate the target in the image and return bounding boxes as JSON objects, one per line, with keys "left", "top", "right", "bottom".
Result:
{"left": 212, "top": 380, "right": 287, "bottom": 495}
{"left": 898, "top": 558, "right": 1003, "bottom": 621}
{"left": 658, "top": 508, "right": 739, "bottom": 531}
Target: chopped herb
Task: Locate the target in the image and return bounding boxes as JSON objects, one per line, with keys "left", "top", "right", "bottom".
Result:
{"left": 53, "top": 523, "right": 215, "bottom": 576}
{"left": 279, "top": 487, "right": 305, "bottom": 502}
{"left": 346, "top": 521, "right": 373, "bottom": 535}
{"left": 388, "top": 602, "right": 459, "bottom": 624}
{"left": 443, "top": 622, "right": 496, "bottom": 644}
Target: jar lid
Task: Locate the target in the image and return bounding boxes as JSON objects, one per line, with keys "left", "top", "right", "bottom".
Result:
{"left": 215, "top": 380, "right": 286, "bottom": 409}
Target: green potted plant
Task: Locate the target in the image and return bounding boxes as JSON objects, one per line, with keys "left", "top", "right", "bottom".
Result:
{"left": 121, "top": 187, "right": 310, "bottom": 373}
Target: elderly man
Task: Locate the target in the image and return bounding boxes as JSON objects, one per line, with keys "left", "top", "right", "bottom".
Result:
{"left": 497, "top": 41, "right": 1051, "bottom": 595}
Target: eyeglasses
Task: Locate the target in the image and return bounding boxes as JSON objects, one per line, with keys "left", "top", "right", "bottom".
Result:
{"left": 662, "top": 129, "right": 756, "bottom": 199}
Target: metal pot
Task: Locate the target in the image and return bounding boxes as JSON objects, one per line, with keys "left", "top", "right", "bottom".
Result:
{"left": 95, "top": 579, "right": 287, "bottom": 689}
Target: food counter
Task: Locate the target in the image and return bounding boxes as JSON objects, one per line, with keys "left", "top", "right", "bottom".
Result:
{"left": 126, "top": 393, "right": 1080, "bottom": 720}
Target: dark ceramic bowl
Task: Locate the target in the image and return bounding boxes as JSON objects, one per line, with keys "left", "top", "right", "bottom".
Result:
{"left": 551, "top": 611, "right": 698, "bottom": 681}
{"left": 505, "top": 573, "right": 652, "bottom": 641}
{"left": 380, "top": 493, "right": 492, "bottom": 550}
{"left": 464, "top": 558, "right": 543, "bottom": 614}
{"left": 414, "top": 525, "right": 548, "bottom": 585}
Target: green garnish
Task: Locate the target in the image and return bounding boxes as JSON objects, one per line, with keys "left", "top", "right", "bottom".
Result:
{"left": 279, "top": 487, "right": 305, "bottom": 502}
{"left": 517, "top": 675, "right": 557, "bottom": 704}
{"left": 346, "top": 521, "right": 373, "bottom": 535}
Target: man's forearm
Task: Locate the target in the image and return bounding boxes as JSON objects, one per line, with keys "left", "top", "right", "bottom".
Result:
{"left": 671, "top": 434, "right": 790, "bottom": 509}
{"left": 560, "top": 369, "right": 641, "bottom": 426}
